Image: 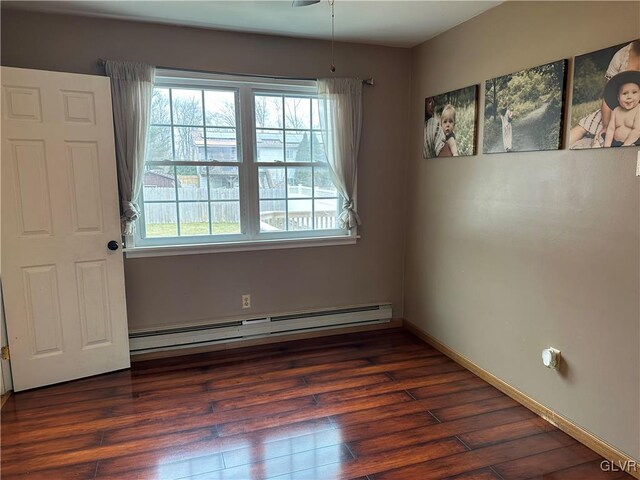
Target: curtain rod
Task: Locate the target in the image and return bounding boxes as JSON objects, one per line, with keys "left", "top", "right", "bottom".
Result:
{"left": 97, "top": 59, "right": 374, "bottom": 86}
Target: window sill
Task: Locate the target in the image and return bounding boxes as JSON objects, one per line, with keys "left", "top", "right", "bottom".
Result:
{"left": 124, "top": 234, "right": 359, "bottom": 258}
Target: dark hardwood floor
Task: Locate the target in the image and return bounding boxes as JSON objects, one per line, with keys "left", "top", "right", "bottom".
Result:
{"left": 1, "top": 329, "right": 633, "bottom": 479}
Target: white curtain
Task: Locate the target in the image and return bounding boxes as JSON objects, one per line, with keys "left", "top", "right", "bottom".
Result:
{"left": 317, "top": 78, "right": 363, "bottom": 230}
{"left": 104, "top": 60, "right": 155, "bottom": 235}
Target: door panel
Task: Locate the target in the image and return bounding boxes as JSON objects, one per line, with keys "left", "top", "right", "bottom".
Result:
{"left": 75, "top": 260, "right": 112, "bottom": 348}
{"left": 10, "top": 139, "right": 52, "bottom": 235}
{"left": 3, "top": 85, "right": 43, "bottom": 122}
{"left": 66, "top": 141, "right": 104, "bottom": 233}
{"left": 22, "top": 264, "right": 64, "bottom": 356}
{"left": 1, "top": 66, "right": 130, "bottom": 391}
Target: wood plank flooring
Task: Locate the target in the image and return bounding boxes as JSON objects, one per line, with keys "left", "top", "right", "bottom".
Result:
{"left": 1, "top": 329, "right": 633, "bottom": 479}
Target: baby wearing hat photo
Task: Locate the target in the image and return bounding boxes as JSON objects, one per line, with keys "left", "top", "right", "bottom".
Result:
{"left": 603, "top": 70, "right": 640, "bottom": 147}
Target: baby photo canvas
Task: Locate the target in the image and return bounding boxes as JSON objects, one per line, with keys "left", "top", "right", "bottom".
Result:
{"left": 569, "top": 40, "right": 640, "bottom": 149}
{"left": 423, "top": 85, "right": 478, "bottom": 159}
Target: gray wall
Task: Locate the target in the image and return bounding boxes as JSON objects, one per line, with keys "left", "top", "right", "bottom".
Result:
{"left": 405, "top": 1, "right": 639, "bottom": 460}
{"left": 1, "top": 9, "right": 411, "bottom": 330}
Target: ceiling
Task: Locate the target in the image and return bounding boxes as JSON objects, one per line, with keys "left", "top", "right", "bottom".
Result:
{"left": 2, "top": 1, "right": 502, "bottom": 48}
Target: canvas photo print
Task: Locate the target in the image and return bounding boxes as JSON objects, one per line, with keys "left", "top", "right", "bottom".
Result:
{"left": 569, "top": 40, "right": 640, "bottom": 149}
{"left": 423, "top": 85, "right": 478, "bottom": 159}
{"left": 483, "top": 60, "right": 567, "bottom": 154}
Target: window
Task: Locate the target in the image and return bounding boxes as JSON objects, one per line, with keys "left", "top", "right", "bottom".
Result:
{"left": 131, "top": 71, "right": 353, "bottom": 254}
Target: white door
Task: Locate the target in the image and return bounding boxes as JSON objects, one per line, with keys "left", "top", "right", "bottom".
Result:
{"left": 0, "top": 286, "right": 12, "bottom": 395}
{"left": 1, "top": 66, "right": 130, "bottom": 391}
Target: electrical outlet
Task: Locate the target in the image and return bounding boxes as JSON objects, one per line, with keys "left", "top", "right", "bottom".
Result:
{"left": 242, "top": 294, "right": 251, "bottom": 309}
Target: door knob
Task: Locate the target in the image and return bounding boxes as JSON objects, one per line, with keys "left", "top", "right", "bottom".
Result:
{"left": 107, "top": 240, "right": 120, "bottom": 251}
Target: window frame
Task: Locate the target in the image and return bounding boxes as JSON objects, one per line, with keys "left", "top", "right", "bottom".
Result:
{"left": 125, "top": 70, "right": 356, "bottom": 257}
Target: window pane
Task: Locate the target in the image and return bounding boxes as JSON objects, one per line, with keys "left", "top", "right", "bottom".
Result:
{"left": 179, "top": 202, "right": 209, "bottom": 236}
{"left": 151, "top": 88, "right": 171, "bottom": 124}
{"left": 315, "top": 197, "right": 339, "bottom": 230}
{"left": 144, "top": 203, "right": 177, "bottom": 237}
{"left": 176, "top": 165, "right": 207, "bottom": 200}
{"left": 206, "top": 128, "right": 238, "bottom": 162}
{"left": 258, "top": 167, "right": 285, "bottom": 199}
{"left": 204, "top": 90, "right": 236, "bottom": 127}
{"left": 174, "top": 127, "right": 205, "bottom": 161}
{"left": 255, "top": 95, "right": 282, "bottom": 128}
{"left": 311, "top": 98, "right": 321, "bottom": 129}
{"left": 314, "top": 167, "right": 336, "bottom": 197}
{"left": 144, "top": 166, "right": 176, "bottom": 201}
{"left": 211, "top": 202, "right": 241, "bottom": 234}
{"left": 171, "top": 89, "right": 203, "bottom": 126}
{"left": 286, "top": 132, "right": 310, "bottom": 162}
{"left": 260, "top": 200, "right": 286, "bottom": 232}
{"left": 147, "top": 126, "right": 173, "bottom": 161}
{"left": 209, "top": 166, "right": 239, "bottom": 200}
{"left": 256, "top": 129, "right": 284, "bottom": 163}
{"left": 287, "top": 167, "right": 312, "bottom": 198}
{"left": 311, "top": 132, "right": 327, "bottom": 162}
{"left": 287, "top": 199, "right": 313, "bottom": 231}
{"left": 285, "top": 97, "right": 311, "bottom": 129}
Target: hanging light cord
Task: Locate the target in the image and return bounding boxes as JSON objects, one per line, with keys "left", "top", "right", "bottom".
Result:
{"left": 329, "top": 0, "right": 335, "bottom": 72}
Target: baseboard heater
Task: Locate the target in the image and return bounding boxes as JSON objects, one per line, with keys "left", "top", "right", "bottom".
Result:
{"left": 129, "top": 303, "right": 392, "bottom": 355}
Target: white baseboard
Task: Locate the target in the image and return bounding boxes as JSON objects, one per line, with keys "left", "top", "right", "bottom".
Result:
{"left": 129, "top": 303, "right": 393, "bottom": 356}
{"left": 403, "top": 320, "right": 640, "bottom": 479}
{"left": 133, "top": 319, "right": 403, "bottom": 361}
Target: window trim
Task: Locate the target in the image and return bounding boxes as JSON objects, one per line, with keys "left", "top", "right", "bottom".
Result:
{"left": 125, "top": 70, "right": 356, "bottom": 257}
{"left": 124, "top": 232, "right": 359, "bottom": 258}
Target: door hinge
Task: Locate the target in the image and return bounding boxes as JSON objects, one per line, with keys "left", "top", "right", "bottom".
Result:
{"left": 1, "top": 346, "right": 9, "bottom": 361}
